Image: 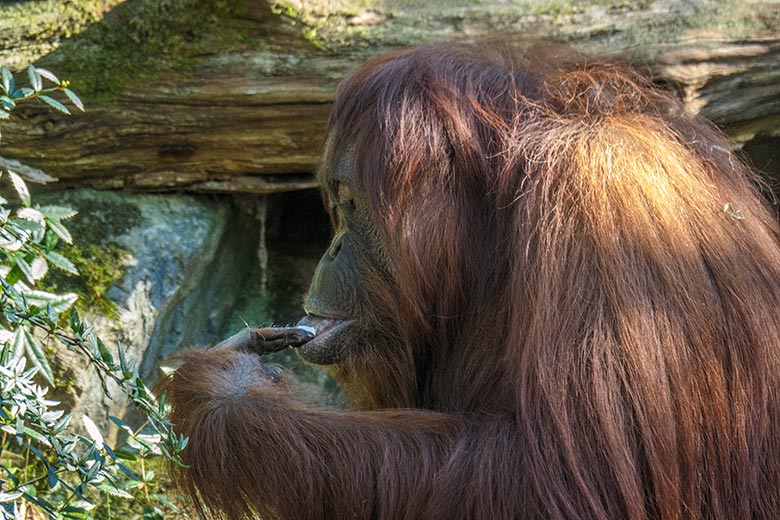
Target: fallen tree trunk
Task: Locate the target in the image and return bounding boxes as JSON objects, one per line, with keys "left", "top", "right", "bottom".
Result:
{"left": 0, "top": 0, "right": 778, "bottom": 193}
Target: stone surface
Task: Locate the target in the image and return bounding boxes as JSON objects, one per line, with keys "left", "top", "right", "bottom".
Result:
{"left": 0, "top": 0, "right": 778, "bottom": 192}
{"left": 35, "top": 188, "right": 243, "bottom": 431}
{"left": 33, "top": 187, "right": 340, "bottom": 431}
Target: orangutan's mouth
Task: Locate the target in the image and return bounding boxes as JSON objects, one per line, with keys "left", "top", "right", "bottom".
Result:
{"left": 296, "top": 314, "right": 349, "bottom": 341}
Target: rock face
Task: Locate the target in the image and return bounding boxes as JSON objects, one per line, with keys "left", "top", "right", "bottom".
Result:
{"left": 36, "top": 189, "right": 243, "bottom": 429}
{"left": 0, "top": 0, "right": 778, "bottom": 193}
{"left": 36, "top": 188, "right": 337, "bottom": 431}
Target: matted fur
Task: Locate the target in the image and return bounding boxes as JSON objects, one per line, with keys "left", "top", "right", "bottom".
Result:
{"left": 164, "top": 46, "right": 780, "bottom": 519}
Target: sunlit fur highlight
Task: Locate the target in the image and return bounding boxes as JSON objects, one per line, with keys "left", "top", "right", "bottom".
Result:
{"left": 164, "top": 45, "right": 780, "bottom": 519}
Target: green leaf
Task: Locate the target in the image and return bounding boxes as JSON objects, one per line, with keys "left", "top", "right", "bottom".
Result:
{"left": 82, "top": 415, "right": 104, "bottom": 450}
{"left": 0, "top": 110, "right": 9, "bottom": 120}
{"left": 97, "top": 338, "right": 112, "bottom": 363}
{"left": 10, "top": 328, "right": 27, "bottom": 362}
{"left": 117, "top": 463, "right": 138, "bottom": 481}
{"left": 63, "top": 88, "right": 85, "bottom": 112}
{"left": 39, "top": 95, "right": 70, "bottom": 115}
{"left": 13, "top": 218, "right": 46, "bottom": 247}
{"left": 1, "top": 65, "right": 13, "bottom": 94}
{"left": 117, "top": 342, "right": 130, "bottom": 379}
{"left": 69, "top": 307, "right": 83, "bottom": 334}
{"left": 43, "top": 304, "right": 58, "bottom": 326}
{"left": 21, "top": 492, "right": 58, "bottom": 515}
{"left": 47, "top": 465, "right": 59, "bottom": 489}
{"left": 1, "top": 95, "right": 14, "bottom": 111}
{"left": 22, "top": 327, "right": 54, "bottom": 385}
{"left": 24, "top": 290, "right": 77, "bottom": 314}
{"left": 96, "top": 482, "right": 134, "bottom": 499}
{"left": 62, "top": 508, "right": 90, "bottom": 519}
{"left": 26, "top": 445, "right": 49, "bottom": 468}
{"left": 158, "top": 444, "right": 173, "bottom": 461}
{"left": 143, "top": 506, "right": 165, "bottom": 520}
{"left": 8, "top": 170, "right": 30, "bottom": 206}
{"left": 31, "top": 257, "right": 48, "bottom": 280}
{"left": 12, "top": 216, "right": 46, "bottom": 233}
{"left": 0, "top": 491, "right": 23, "bottom": 501}
{"left": 63, "top": 499, "right": 94, "bottom": 513}
{"left": 5, "top": 265, "right": 22, "bottom": 285}
{"left": 86, "top": 461, "right": 101, "bottom": 481}
{"left": 28, "top": 65, "right": 42, "bottom": 92}
{"left": 44, "top": 227, "right": 59, "bottom": 250}
{"left": 135, "top": 377, "right": 148, "bottom": 397}
{"left": 53, "top": 412, "right": 72, "bottom": 434}
{"left": 157, "top": 392, "right": 166, "bottom": 414}
{"left": 44, "top": 250, "right": 78, "bottom": 274}
{"left": 35, "top": 67, "right": 59, "bottom": 84}
{"left": 15, "top": 256, "right": 34, "bottom": 284}
{"left": 62, "top": 504, "right": 89, "bottom": 513}
{"left": 17, "top": 207, "right": 44, "bottom": 222}
{"left": 47, "top": 219, "right": 73, "bottom": 244}
{"left": 130, "top": 435, "right": 152, "bottom": 451}
{"left": 114, "top": 448, "right": 138, "bottom": 461}
{"left": 23, "top": 426, "right": 49, "bottom": 444}
{"left": 109, "top": 415, "right": 135, "bottom": 436}
{"left": 39, "top": 205, "right": 78, "bottom": 221}
{"left": 11, "top": 87, "right": 34, "bottom": 99}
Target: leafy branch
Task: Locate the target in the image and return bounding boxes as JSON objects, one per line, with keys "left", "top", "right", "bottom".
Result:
{"left": 0, "top": 65, "right": 186, "bottom": 519}
{"left": 0, "top": 65, "right": 84, "bottom": 121}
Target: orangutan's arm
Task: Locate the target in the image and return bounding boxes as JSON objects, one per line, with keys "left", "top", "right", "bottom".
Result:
{"left": 164, "top": 347, "right": 493, "bottom": 520}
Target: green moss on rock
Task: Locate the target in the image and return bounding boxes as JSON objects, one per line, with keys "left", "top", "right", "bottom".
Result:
{"left": 38, "top": 197, "right": 141, "bottom": 318}
{"left": 44, "top": 242, "right": 128, "bottom": 319}
{"left": 63, "top": 199, "right": 142, "bottom": 243}
{"left": 40, "top": 0, "right": 254, "bottom": 102}
{"left": 0, "top": 0, "right": 123, "bottom": 68}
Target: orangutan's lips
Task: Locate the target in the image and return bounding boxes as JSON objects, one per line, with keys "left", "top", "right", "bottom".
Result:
{"left": 296, "top": 315, "right": 346, "bottom": 341}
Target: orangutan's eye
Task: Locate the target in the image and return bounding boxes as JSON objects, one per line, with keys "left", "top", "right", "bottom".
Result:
{"left": 334, "top": 180, "right": 354, "bottom": 209}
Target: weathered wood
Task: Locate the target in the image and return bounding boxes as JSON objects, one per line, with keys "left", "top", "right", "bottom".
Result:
{"left": 656, "top": 37, "right": 780, "bottom": 140}
{"left": 0, "top": 0, "right": 778, "bottom": 193}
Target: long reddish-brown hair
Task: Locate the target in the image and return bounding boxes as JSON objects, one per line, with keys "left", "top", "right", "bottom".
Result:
{"left": 165, "top": 45, "right": 780, "bottom": 520}
{"left": 322, "top": 45, "right": 780, "bottom": 517}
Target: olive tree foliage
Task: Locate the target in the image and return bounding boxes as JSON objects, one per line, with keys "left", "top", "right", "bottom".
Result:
{"left": 0, "top": 65, "right": 186, "bottom": 519}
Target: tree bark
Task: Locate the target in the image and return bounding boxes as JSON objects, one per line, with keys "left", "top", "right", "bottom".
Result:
{"left": 0, "top": 0, "right": 778, "bottom": 193}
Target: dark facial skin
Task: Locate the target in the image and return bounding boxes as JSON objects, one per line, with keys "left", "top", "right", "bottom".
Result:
{"left": 210, "top": 145, "right": 392, "bottom": 364}
{"left": 296, "top": 146, "right": 392, "bottom": 364}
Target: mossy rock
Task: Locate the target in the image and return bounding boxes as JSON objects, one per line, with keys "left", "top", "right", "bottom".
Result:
{"left": 38, "top": 0, "right": 255, "bottom": 102}
{"left": 40, "top": 197, "right": 142, "bottom": 318}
